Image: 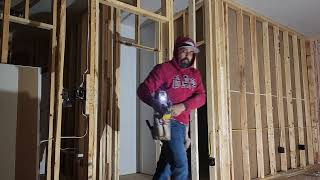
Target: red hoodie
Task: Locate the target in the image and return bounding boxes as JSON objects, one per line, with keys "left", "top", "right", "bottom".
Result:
{"left": 137, "top": 38, "right": 206, "bottom": 124}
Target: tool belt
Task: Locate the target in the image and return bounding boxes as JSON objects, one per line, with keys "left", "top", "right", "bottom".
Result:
{"left": 146, "top": 117, "right": 191, "bottom": 150}
{"left": 152, "top": 116, "right": 171, "bottom": 141}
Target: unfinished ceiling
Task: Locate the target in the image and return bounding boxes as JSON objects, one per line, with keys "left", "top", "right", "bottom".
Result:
{"left": 233, "top": 0, "right": 320, "bottom": 38}
{"left": 173, "top": 0, "right": 320, "bottom": 38}
{"left": 172, "top": 0, "right": 320, "bottom": 38}
{"left": 10, "top": 0, "right": 79, "bottom": 15}
{"left": 10, "top": 0, "right": 320, "bottom": 38}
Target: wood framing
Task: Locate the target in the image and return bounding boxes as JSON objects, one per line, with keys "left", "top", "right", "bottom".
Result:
{"left": 160, "top": 0, "right": 173, "bottom": 59}
{"left": 94, "top": 0, "right": 100, "bottom": 177}
{"left": 203, "top": 0, "right": 217, "bottom": 179}
{"left": 263, "top": 21, "right": 276, "bottom": 174}
{"left": 24, "top": 0, "right": 30, "bottom": 19}
{"left": 312, "top": 40, "right": 320, "bottom": 162}
{"left": 224, "top": 0, "right": 304, "bottom": 38}
{"left": 1, "top": 0, "right": 11, "bottom": 63}
{"left": 188, "top": 0, "right": 200, "bottom": 179}
{"left": 315, "top": 40, "right": 320, "bottom": 158}
{"left": 106, "top": 7, "right": 114, "bottom": 180}
{"left": 300, "top": 39, "right": 314, "bottom": 165}
{"left": 112, "top": 9, "right": 120, "bottom": 180}
{"left": 166, "top": 0, "right": 174, "bottom": 58}
{"left": 188, "top": 0, "right": 196, "bottom": 43}
{"left": 274, "top": 26, "right": 288, "bottom": 171}
{"left": 214, "top": 0, "right": 231, "bottom": 179}
{"left": 99, "top": 7, "right": 106, "bottom": 180}
{"left": 155, "top": 20, "right": 162, "bottom": 161}
{"left": 99, "top": 0, "right": 168, "bottom": 23}
{"left": 118, "top": 39, "right": 159, "bottom": 52}
{"left": 134, "top": 0, "right": 141, "bottom": 177}
{"left": 307, "top": 40, "right": 320, "bottom": 163}
{"left": 87, "top": 0, "right": 99, "bottom": 178}
{"left": 224, "top": 4, "right": 235, "bottom": 179}
{"left": 250, "top": 15, "right": 265, "bottom": 178}
{"left": 53, "top": 0, "right": 67, "bottom": 179}
{"left": 183, "top": 12, "right": 188, "bottom": 36}
{"left": 1, "top": 0, "right": 319, "bottom": 179}
{"left": 237, "top": 9, "right": 251, "bottom": 179}
{"left": 95, "top": 1, "right": 319, "bottom": 179}
{"left": 46, "top": 0, "right": 58, "bottom": 179}
{"left": 0, "top": 14, "right": 54, "bottom": 30}
{"left": 0, "top": 0, "right": 55, "bottom": 63}
{"left": 96, "top": 1, "right": 174, "bottom": 179}
{"left": 99, "top": 5, "right": 112, "bottom": 180}
{"left": 292, "top": 35, "right": 306, "bottom": 167}
{"left": 283, "top": 31, "right": 297, "bottom": 168}
{"left": 314, "top": 40, "right": 320, "bottom": 160}
{"left": 135, "top": 1, "right": 141, "bottom": 45}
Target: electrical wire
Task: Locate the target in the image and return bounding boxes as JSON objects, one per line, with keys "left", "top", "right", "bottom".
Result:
{"left": 39, "top": 110, "right": 88, "bottom": 145}
{"left": 229, "top": 90, "right": 307, "bottom": 101}
{"left": 61, "top": 147, "right": 77, "bottom": 151}
{"left": 40, "top": 138, "right": 54, "bottom": 144}
{"left": 40, "top": 12, "right": 90, "bottom": 146}
{"left": 56, "top": 13, "right": 91, "bottom": 153}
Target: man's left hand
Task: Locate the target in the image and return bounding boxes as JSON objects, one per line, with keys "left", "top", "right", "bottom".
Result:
{"left": 171, "top": 103, "right": 186, "bottom": 116}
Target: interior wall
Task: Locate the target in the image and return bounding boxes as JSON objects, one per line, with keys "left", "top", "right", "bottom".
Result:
{"left": 0, "top": 64, "right": 41, "bottom": 180}
{"left": 0, "top": 64, "right": 19, "bottom": 180}
{"left": 119, "top": 13, "right": 137, "bottom": 175}
{"left": 119, "top": 43, "right": 137, "bottom": 175}
{"left": 15, "top": 65, "right": 41, "bottom": 180}
{"left": 138, "top": 20, "right": 157, "bottom": 175}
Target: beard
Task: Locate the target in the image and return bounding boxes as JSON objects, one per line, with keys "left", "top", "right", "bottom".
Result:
{"left": 179, "top": 58, "right": 192, "bottom": 68}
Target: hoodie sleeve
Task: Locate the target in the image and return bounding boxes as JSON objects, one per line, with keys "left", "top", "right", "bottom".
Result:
{"left": 183, "top": 70, "right": 206, "bottom": 111}
{"left": 137, "top": 64, "right": 164, "bottom": 106}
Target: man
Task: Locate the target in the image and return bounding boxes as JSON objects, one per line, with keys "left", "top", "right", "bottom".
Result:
{"left": 137, "top": 36, "right": 206, "bottom": 180}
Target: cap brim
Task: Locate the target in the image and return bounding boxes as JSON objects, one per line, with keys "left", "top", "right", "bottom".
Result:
{"left": 179, "top": 46, "right": 200, "bottom": 53}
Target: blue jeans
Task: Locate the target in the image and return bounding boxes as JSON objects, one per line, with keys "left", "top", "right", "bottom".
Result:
{"left": 153, "top": 120, "right": 188, "bottom": 180}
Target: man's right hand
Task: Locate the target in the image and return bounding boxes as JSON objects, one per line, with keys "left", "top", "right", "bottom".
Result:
{"left": 171, "top": 103, "right": 186, "bottom": 116}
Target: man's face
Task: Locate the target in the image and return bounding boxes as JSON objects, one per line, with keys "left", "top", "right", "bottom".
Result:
{"left": 177, "top": 47, "right": 194, "bottom": 68}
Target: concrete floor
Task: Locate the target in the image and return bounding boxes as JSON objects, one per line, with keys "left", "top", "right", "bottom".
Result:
{"left": 273, "top": 165, "right": 320, "bottom": 180}
{"left": 119, "top": 173, "right": 320, "bottom": 180}
{"left": 119, "top": 165, "right": 320, "bottom": 180}
{"left": 288, "top": 174, "right": 320, "bottom": 180}
{"left": 120, "top": 173, "right": 152, "bottom": 180}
